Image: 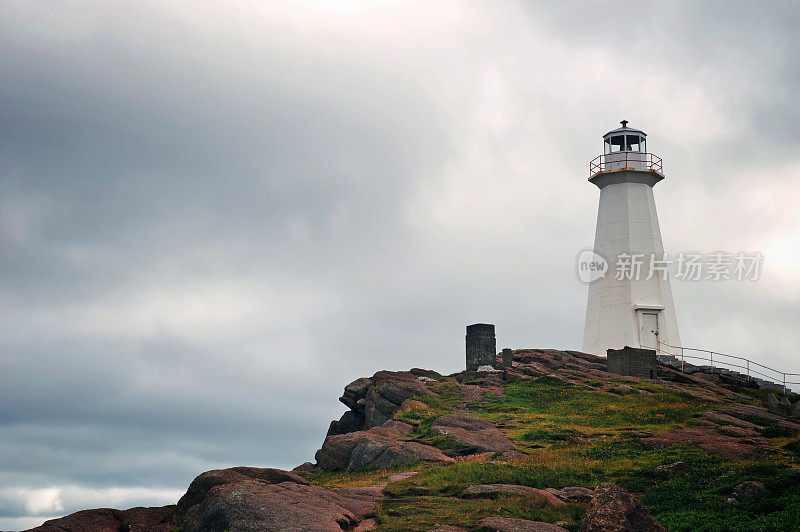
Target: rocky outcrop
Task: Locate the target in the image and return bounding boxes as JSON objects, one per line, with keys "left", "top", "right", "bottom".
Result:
{"left": 327, "top": 409, "right": 367, "bottom": 437}
{"left": 462, "top": 484, "right": 592, "bottom": 505}
{"left": 641, "top": 426, "right": 766, "bottom": 459}
{"left": 479, "top": 517, "right": 569, "bottom": 531}
{"left": 27, "top": 506, "right": 176, "bottom": 532}
{"left": 182, "top": 480, "right": 381, "bottom": 532}
{"left": 327, "top": 370, "right": 438, "bottom": 437}
{"left": 547, "top": 486, "right": 595, "bottom": 502}
{"left": 702, "top": 411, "right": 762, "bottom": 430}
{"left": 175, "top": 466, "right": 309, "bottom": 515}
{"left": 580, "top": 483, "right": 664, "bottom": 532}
{"left": 715, "top": 406, "right": 800, "bottom": 431}
{"left": 767, "top": 393, "right": 800, "bottom": 418}
{"left": 315, "top": 420, "right": 454, "bottom": 470}
{"left": 462, "top": 484, "right": 566, "bottom": 506}
{"left": 292, "top": 461, "right": 321, "bottom": 474}
{"left": 25, "top": 348, "right": 796, "bottom": 531}
{"left": 730, "top": 481, "right": 770, "bottom": 502}
{"left": 175, "top": 467, "right": 381, "bottom": 532}
{"left": 431, "top": 415, "right": 515, "bottom": 453}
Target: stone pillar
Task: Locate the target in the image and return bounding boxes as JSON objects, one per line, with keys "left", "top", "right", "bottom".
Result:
{"left": 501, "top": 349, "right": 513, "bottom": 369}
{"left": 466, "top": 323, "right": 496, "bottom": 371}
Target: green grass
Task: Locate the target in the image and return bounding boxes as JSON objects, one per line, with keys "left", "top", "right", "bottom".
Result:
{"left": 309, "top": 463, "right": 431, "bottom": 488}
{"left": 378, "top": 443, "right": 800, "bottom": 530}
{"left": 374, "top": 495, "right": 584, "bottom": 531}
{"left": 316, "top": 373, "right": 800, "bottom": 530}
{"left": 398, "top": 415, "right": 479, "bottom": 456}
{"left": 383, "top": 461, "right": 594, "bottom": 498}
{"left": 784, "top": 439, "right": 800, "bottom": 457}
{"left": 416, "top": 382, "right": 464, "bottom": 413}
{"left": 521, "top": 427, "right": 580, "bottom": 442}
{"left": 642, "top": 461, "right": 800, "bottom": 531}
{"left": 467, "top": 376, "right": 718, "bottom": 444}
{"left": 763, "top": 424, "right": 799, "bottom": 438}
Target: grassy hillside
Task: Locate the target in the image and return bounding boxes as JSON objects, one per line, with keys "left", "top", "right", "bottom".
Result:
{"left": 310, "top": 368, "right": 800, "bottom": 531}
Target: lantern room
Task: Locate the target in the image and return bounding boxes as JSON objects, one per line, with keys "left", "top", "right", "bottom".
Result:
{"left": 590, "top": 120, "right": 663, "bottom": 179}
{"left": 603, "top": 120, "right": 647, "bottom": 154}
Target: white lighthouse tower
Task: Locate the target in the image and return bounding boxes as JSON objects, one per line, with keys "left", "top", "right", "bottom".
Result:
{"left": 582, "top": 121, "right": 680, "bottom": 356}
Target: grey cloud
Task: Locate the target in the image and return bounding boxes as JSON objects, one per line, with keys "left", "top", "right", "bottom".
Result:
{"left": 0, "top": 1, "right": 798, "bottom": 529}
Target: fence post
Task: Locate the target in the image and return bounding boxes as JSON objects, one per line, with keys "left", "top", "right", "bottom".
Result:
{"left": 784, "top": 374, "right": 787, "bottom": 395}
{"left": 747, "top": 360, "right": 750, "bottom": 382}
{"left": 710, "top": 352, "right": 713, "bottom": 373}
{"left": 681, "top": 348, "right": 684, "bottom": 373}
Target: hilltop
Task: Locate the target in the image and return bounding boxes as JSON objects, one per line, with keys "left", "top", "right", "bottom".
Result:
{"left": 27, "top": 349, "right": 800, "bottom": 531}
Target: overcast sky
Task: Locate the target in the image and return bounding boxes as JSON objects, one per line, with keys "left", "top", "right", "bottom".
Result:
{"left": 1, "top": 0, "right": 799, "bottom": 529}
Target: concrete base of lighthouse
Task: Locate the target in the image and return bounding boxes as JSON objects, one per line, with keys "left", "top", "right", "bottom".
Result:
{"left": 582, "top": 170, "right": 680, "bottom": 357}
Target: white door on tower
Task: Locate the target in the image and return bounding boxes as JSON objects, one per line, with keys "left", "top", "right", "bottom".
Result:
{"left": 641, "top": 312, "right": 659, "bottom": 351}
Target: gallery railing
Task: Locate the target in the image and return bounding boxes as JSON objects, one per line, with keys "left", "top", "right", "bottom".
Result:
{"left": 589, "top": 152, "right": 664, "bottom": 178}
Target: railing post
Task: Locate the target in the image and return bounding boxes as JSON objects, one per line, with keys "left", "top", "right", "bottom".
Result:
{"left": 784, "top": 374, "right": 787, "bottom": 395}
{"left": 747, "top": 360, "right": 750, "bottom": 382}
{"left": 710, "top": 352, "right": 713, "bottom": 373}
{"left": 681, "top": 348, "right": 684, "bottom": 373}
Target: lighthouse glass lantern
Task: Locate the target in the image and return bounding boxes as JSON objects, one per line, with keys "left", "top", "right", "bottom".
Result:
{"left": 601, "top": 120, "right": 649, "bottom": 172}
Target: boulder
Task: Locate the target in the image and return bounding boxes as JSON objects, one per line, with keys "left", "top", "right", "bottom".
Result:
{"left": 176, "top": 467, "right": 308, "bottom": 515}
{"left": 387, "top": 471, "right": 419, "bottom": 483}
{"left": 340, "top": 377, "right": 373, "bottom": 411}
{"left": 731, "top": 481, "right": 771, "bottom": 502}
{"left": 545, "top": 486, "right": 595, "bottom": 502}
{"left": 331, "top": 371, "right": 436, "bottom": 434}
{"left": 767, "top": 393, "right": 800, "bottom": 418}
{"left": 364, "top": 372, "right": 434, "bottom": 428}
{"left": 479, "top": 517, "right": 569, "bottom": 531}
{"left": 292, "top": 461, "right": 321, "bottom": 475}
{"left": 462, "top": 484, "right": 566, "bottom": 506}
{"left": 580, "top": 483, "right": 664, "bottom": 532}
{"left": 353, "top": 518, "right": 379, "bottom": 531}
{"left": 398, "top": 399, "right": 429, "bottom": 414}
{"left": 327, "top": 409, "right": 366, "bottom": 437}
{"left": 410, "top": 368, "right": 442, "bottom": 379}
{"left": 181, "top": 479, "right": 381, "bottom": 532}
{"left": 26, "top": 506, "right": 176, "bottom": 532}
{"left": 431, "top": 415, "right": 515, "bottom": 453}
{"left": 315, "top": 421, "right": 453, "bottom": 470}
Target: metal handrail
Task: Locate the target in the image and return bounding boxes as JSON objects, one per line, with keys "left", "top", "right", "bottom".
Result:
{"left": 589, "top": 152, "right": 663, "bottom": 178}
{"left": 654, "top": 341, "right": 799, "bottom": 393}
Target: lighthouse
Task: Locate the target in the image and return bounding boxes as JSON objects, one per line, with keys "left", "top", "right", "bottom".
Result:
{"left": 582, "top": 121, "right": 680, "bottom": 357}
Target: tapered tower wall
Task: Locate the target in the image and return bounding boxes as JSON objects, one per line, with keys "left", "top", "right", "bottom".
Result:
{"left": 582, "top": 171, "right": 680, "bottom": 357}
